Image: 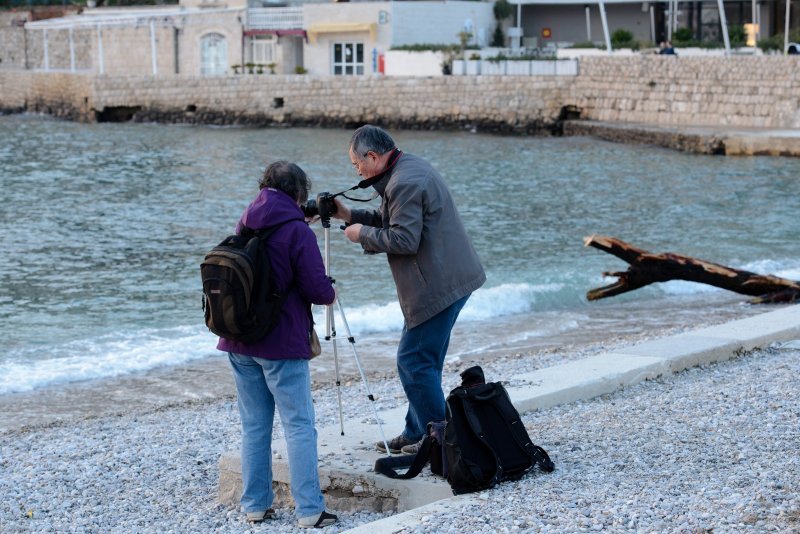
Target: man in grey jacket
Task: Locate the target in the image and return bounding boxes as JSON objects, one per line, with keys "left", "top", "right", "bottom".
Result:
{"left": 333, "top": 125, "right": 486, "bottom": 454}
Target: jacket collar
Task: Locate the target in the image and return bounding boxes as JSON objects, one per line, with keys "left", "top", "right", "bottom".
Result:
{"left": 358, "top": 149, "right": 403, "bottom": 195}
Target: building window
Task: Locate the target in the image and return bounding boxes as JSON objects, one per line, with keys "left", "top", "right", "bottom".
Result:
{"left": 200, "top": 33, "right": 228, "bottom": 76}
{"left": 332, "top": 42, "right": 364, "bottom": 75}
{"left": 248, "top": 36, "right": 275, "bottom": 64}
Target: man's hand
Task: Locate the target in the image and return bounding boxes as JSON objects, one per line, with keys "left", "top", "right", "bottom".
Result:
{"left": 331, "top": 198, "right": 352, "bottom": 223}
{"left": 343, "top": 223, "right": 362, "bottom": 243}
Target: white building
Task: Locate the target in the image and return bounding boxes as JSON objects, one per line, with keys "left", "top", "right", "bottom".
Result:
{"left": 21, "top": 0, "right": 494, "bottom": 77}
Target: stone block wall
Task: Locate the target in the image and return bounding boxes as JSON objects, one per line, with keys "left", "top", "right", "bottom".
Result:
{"left": 0, "top": 70, "right": 93, "bottom": 119}
{"left": 88, "top": 74, "right": 573, "bottom": 131}
{"left": 571, "top": 56, "right": 800, "bottom": 128}
{"left": 24, "top": 26, "right": 94, "bottom": 72}
{"left": 2, "top": 55, "right": 800, "bottom": 129}
{"left": 0, "top": 12, "right": 30, "bottom": 69}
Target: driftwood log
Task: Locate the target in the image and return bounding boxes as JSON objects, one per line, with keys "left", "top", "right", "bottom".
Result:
{"left": 584, "top": 235, "right": 800, "bottom": 304}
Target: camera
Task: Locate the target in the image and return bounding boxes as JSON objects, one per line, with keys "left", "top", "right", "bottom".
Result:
{"left": 302, "top": 192, "right": 338, "bottom": 222}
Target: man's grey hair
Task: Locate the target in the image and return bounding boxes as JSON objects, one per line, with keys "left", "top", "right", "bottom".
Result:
{"left": 350, "top": 125, "right": 396, "bottom": 158}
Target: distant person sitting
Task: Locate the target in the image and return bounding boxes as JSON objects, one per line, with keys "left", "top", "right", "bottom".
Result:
{"left": 659, "top": 41, "right": 677, "bottom": 55}
{"left": 787, "top": 43, "right": 799, "bottom": 55}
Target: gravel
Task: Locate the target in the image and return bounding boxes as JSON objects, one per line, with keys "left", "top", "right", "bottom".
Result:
{"left": 2, "top": 337, "right": 798, "bottom": 533}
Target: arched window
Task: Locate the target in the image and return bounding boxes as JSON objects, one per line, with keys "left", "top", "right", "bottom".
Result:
{"left": 200, "top": 33, "right": 227, "bottom": 76}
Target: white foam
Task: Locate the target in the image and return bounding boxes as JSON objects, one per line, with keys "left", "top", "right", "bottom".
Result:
{"left": 315, "top": 282, "right": 563, "bottom": 335}
{"left": 0, "top": 326, "right": 217, "bottom": 395}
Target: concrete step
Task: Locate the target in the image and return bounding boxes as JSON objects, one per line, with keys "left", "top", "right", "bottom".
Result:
{"left": 218, "top": 304, "right": 800, "bottom": 517}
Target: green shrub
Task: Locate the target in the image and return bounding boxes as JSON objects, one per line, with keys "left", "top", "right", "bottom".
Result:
{"left": 493, "top": 0, "right": 513, "bottom": 21}
{"left": 673, "top": 27, "right": 693, "bottom": 43}
{"left": 610, "top": 29, "right": 634, "bottom": 49}
{"left": 758, "top": 33, "right": 784, "bottom": 52}
{"left": 728, "top": 25, "right": 746, "bottom": 47}
{"left": 568, "top": 41, "right": 599, "bottom": 49}
{"left": 491, "top": 25, "right": 505, "bottom": 47}
{"left": 672, "top": 40, "right": 723, "bottom": 49}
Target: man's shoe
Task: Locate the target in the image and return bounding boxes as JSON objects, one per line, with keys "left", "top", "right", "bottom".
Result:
{"left": 298, "top": 510, "right": 337, "bottom": 529}
{"left": 400, "top": 439, "right": 424, "bottom": 455}
{"left": 246, "top": 508, "right": 276, "bottom": 523}
{"left": 375, "top": 434, "right": 415, "bottom": 454}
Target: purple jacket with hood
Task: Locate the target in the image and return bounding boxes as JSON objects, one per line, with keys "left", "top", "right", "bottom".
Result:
{"left": 217, "top": 188, "right": 334, "bottom": 359}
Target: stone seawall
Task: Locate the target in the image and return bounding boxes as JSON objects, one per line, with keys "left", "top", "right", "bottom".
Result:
{"left": 0, "top": 71, "right": 573, "bottom": 133}
{"left": 572, "top": 56, "right": 800, "bottom": 128}
{"left": 2, "top": 56, "right": 800, "bottom": 131}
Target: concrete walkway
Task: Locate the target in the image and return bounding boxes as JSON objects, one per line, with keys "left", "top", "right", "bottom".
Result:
{"left": 563, "top": 120, "right": 800, "bottom": 156}
{"left": 217, "top": 304, "right": 800, "bottom": 532}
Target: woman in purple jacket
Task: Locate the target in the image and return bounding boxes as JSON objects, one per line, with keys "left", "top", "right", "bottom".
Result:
{"left": 218, "top": 161, "right": 337, "bottom": 529}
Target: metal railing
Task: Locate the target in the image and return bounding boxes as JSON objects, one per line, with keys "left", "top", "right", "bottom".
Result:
{"left": 246, "top": 7, "right": 303, "bottom": 31}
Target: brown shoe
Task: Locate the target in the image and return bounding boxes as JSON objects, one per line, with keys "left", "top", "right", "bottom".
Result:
{"left": 376, "top": 434, "right": 416, "bottom": 454}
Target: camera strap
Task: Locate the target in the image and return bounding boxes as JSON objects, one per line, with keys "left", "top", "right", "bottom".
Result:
{"left": 327, "top": 148, "right": 403, "bottom": 203}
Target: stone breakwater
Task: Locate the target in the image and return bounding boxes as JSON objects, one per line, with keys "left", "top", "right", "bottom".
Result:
{"left": 1, "top": 55, "right": 799, "bottom": 133}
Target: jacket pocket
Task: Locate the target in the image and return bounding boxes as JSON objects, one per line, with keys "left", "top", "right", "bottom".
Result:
{"left": 412, "top": 260, "right": 428, "bottom": 286}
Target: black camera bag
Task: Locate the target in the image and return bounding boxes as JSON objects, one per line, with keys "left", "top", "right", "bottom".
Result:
{"left": 374, "top": 366, "right": 554, "bottom": 494}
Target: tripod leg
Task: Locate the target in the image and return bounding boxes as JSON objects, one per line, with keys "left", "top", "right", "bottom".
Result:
{"left": 334, "top": 296, "right": 391, "bottom": 456}
{"left": 326, "top": 302, "right": 345, "bottom": 436}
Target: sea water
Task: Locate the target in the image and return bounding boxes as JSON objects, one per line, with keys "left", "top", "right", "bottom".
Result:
{"left": 2, "top": 114, "right": 800, "bottom": 403}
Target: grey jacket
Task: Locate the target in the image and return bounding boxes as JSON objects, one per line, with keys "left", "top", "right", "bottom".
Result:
{"left": 351, "top": 153, "right": 486, "bottom": 329}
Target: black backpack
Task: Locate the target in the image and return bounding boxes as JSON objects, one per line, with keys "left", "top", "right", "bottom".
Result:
{"left": 200, "top": 225, "right": 285, "bottom": 343}
{"left": 374, "top": 366, "right": 554, "bottom": 494}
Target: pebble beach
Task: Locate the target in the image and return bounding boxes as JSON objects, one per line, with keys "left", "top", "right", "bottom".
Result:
{"left": 2, "top": 312, "right": 799, "bottom": 533}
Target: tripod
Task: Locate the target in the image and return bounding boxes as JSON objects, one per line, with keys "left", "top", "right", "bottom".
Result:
{"left": 318, "top": 219, "right": 391, "bottom": 455}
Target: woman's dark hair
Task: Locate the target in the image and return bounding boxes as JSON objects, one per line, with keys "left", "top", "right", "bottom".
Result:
{"left": 350, "top": 125, "right": 396, "bottom": 158}
{"left": 258, "top": 161, "right": 311, "bottom": 204}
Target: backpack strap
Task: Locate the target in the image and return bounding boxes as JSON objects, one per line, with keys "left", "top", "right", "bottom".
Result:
{"left": 373, "top": 435, "right": 436, "bottom": 479}
{"left": 453, "top": 388, "right": 503, "bottom": 486}
{"left": 240, "top": 224, "right": 281, "bottom": 240}
{"left": 483, "top": 384, "right": 555, "bottom": 473}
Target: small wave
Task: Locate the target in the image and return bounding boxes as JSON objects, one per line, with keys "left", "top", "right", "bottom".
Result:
{"left": 0, "top": 326, "right": 217, "bottom": 395}
{"left": 315, "top": 282, "right": 563, "bottom": 335}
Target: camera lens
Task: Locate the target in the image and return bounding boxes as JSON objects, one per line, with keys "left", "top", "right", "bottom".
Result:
{"left": 302, "top": 199, "right": 318, "bottom": 218}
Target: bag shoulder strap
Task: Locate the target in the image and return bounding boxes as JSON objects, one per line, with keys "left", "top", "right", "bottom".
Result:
{"left": 485, "top": 383, "right": 555, "bottom": 473}
{"left": 450, "top": 387, "right": 503, "bottom": 487}
{"left": 240, "top": 223, "right": 283, "bottom": 241}
{"left": 373, "top": 436, "right": 436, "bottom": 480}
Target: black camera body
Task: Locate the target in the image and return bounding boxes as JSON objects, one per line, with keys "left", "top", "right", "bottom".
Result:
{"left": 303, "top": 192, "right": 338, "bottom": 226}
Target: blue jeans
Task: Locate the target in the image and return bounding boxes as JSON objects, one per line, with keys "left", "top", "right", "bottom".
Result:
{"left": 228, "top": 353, "right": 324, "bottom": 519}
{"left": 397, "top": 294, "right": 470, "bottom": 442}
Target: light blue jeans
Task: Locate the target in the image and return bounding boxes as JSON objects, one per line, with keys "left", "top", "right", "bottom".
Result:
{"left": 228, "top": 353, "right": 325, "bottom": 519}
{"left": 397, "top": 294, "right": 470, "bottom": 442}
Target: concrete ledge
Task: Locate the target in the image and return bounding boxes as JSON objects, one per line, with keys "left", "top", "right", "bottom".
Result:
{"left": 563, "top": 120, "right": 800, "bottom": 157}
{"left": 507, "top": 353, "right": 669, "bottom": 414}
{"left": 218, "top": 304, "right": 800, "bottom": 523}
{"left": 343, "top": 494, "right": 480, "bottom": 534}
